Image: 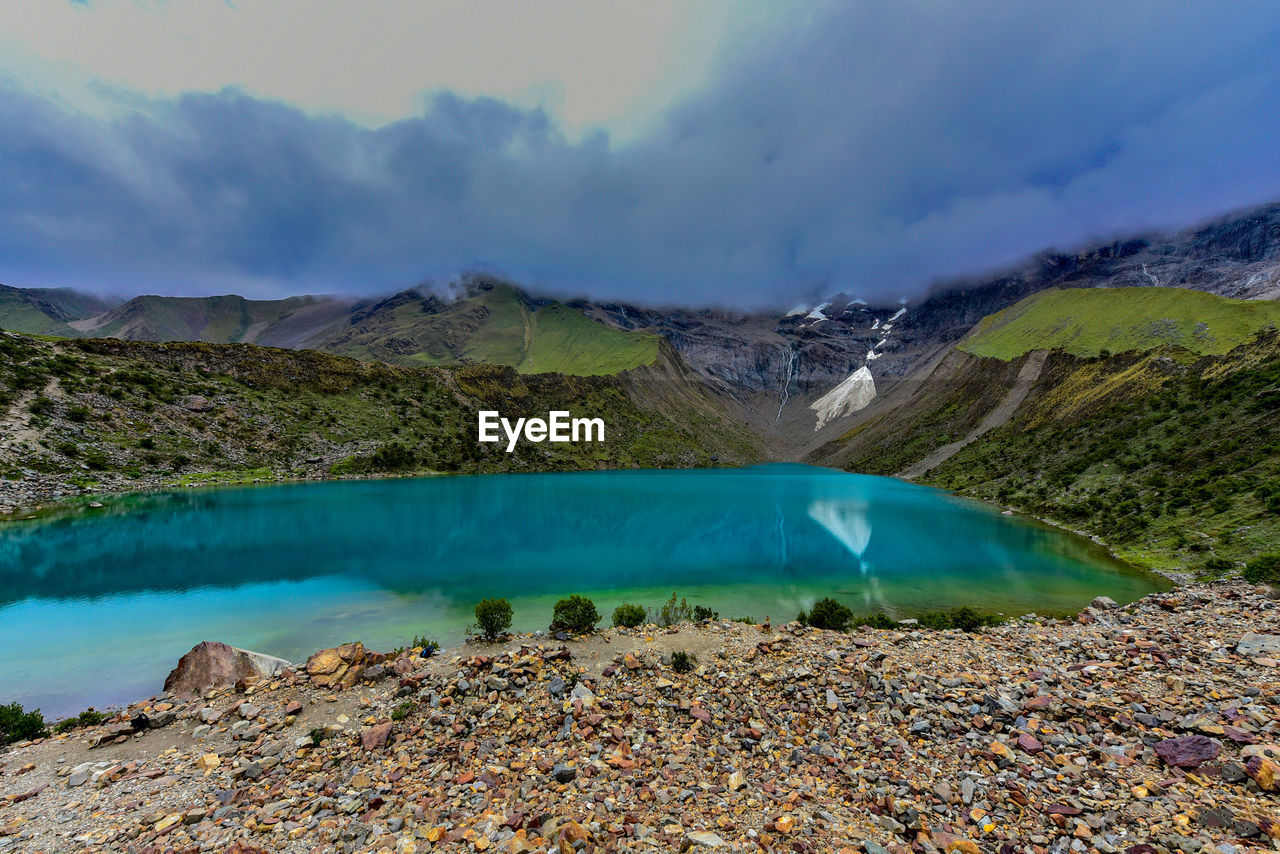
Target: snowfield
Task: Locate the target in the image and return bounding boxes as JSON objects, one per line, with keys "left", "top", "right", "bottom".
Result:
{"left": 810, "top": 365, "right": 876, "bottom": 430}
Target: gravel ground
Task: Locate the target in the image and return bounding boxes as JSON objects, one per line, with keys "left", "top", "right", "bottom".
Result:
{"left": 1, "top": 583, "right": 1278, "bottom": 854}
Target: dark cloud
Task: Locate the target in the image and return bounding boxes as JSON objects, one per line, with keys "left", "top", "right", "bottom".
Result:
{"left": 3, "top": 0, "right": 1280, "bottom": 307}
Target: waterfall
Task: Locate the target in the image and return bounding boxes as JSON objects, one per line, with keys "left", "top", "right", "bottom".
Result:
{"left": 775, "top": 343, "right": 797, "bottom": 422}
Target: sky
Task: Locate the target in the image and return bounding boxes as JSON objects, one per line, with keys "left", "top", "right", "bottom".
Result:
{"left": 2, "top": 0, "right": 1280, "bottom": 308}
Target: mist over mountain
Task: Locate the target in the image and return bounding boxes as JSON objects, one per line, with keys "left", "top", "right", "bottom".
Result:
{"left": 3, "top": 1, "right": 1280, "bottom": 307}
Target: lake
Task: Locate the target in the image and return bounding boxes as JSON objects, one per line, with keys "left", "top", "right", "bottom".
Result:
{"left": 0, "top": 464, "right": 1167, "bottom": 717}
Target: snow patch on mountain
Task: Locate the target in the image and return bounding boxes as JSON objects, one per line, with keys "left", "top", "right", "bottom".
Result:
{"left": 810, "top": 366, "right": 876, "bottom": 431}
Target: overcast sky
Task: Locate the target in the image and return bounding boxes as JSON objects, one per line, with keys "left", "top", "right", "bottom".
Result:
{"left": 3, "top": 0, "right": 1280, "bottom": 307}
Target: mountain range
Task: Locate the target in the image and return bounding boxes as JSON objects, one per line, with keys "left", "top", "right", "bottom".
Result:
{"left": 3, "top": 200, "right": 1279, "bottom": 573}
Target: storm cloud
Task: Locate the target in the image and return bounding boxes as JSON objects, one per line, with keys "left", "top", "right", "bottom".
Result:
{"left": 3, "top": 0, "right": 1280, "bottom": 307}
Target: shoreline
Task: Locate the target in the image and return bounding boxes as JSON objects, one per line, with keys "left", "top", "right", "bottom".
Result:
{"left": 2, "top": 580, "right": 1276, "bottom": 853}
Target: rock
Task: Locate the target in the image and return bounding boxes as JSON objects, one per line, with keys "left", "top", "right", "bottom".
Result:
{"left": 194, "top": 753, "right": 220, "bottom": 774}
{"left": 306, "top": 642, "right": 368, "bottom": 690}
{"left": 728, "top": 769, "right": 747, "bottom": 790}
{"left": 361, "top": 721, "right": 393, "bottom": 751}
{"left": 147, "top": 710, "right": 177, "bottom": 728}
{"left": 1245, "top": 755, "right": 1278, "bottom": 791}
{"left": 552, "top": 763, "right": 577, "bottom": 783}
{"left": 775, "top": 815, "right": 796, "bottom": 834}
{"left": 1017, "top": 734, "right": 1043, "bottom": 754}
{"left": 1091, "top": 596, "right": 1120, "bottom": 610}
{"left": 1155, "top": 735, "right": 1221, "bottom": 768}
{"left": 163, "top": 641, "right": 292, "bottom": 697}
{"left": 684, "top": 830, "right": 729, "bottom": 848}
{"left": 1236, "top": 633, "right": 1280, "bottom": 656}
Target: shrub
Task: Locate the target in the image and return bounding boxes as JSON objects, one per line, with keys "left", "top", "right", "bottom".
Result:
{"left": 53, "top": 708, "right": 107, "bottom": 734}
{"left": 655, "top": 592, "right": 692, "bottom": 626}
{"left": 474, "top": 598, "right": 513, "bottom": 641}
{"left": 916, "top": 606, "right": 1000, "bottom": 632}
{"left": 692, "top": 605, "right": 719, "bottom": 622}
{"left": 612, "top": 603, "right": 646, "bottom": 628}
{"left": 671, "top": 651, "right": 697, "bottom": 673}
{"left": 391, "top": 702, "right": 414, "bottom": 722}
{"left": 369, "top": 442, "right": 416, "bottom": 471}
{"left": 0, "top": 702, "right": 48, "bottom": 746}
{"left": 551, "top": 595, "right": 600, "bottom": 634}
{"left": 851, "top": 611, "right": 897, "bottom": 630}
{"left": 28, "top": 396, "right": 54, "bottom": 416}
{"left": 1243, "top": 553, "right": 1280, "bottom": 584}
{"left": 805, "top": 597, "right": 854, "bottom": 631}
{"left": 949, "top": 606, "right": 984, "bottom": 632}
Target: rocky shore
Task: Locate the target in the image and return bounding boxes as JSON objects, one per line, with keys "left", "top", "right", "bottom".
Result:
{"left": 2, "top": 583, "right": 1278, "bottom": 854}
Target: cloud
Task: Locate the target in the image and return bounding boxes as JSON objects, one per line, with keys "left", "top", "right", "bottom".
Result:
{"left": 2, "top": 0, "right": 1280, "bottom": 307}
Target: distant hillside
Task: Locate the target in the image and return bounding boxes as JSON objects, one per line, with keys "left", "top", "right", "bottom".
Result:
{"left": 0, "top": 332, "right": 761, "bottom": 513}
{"left": 0, "top": 284, "right": 119, "bottom": 337}
{"left": 314, "top": 281, "right": 660, "bottom": 375}
{"left": 72, "top": 294, "right": 327, "bottom": 344}
{"left": 960, "top": 286, "right": 1280, "bottom": 359}
{"left": 0, "top": 279, "right": 660, "bottom": 378}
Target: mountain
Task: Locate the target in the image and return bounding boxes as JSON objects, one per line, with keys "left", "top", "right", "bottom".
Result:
{"left": 0, "top": 284, "right": 120, "bottom": 337}
{"left": 3, "top": 201, "right": 1277, "bottom": 402}
{"left": 70, "top": 294, "right": 339, "bottom": 344}
{"left": 311, "top": 280, "right": 660, "bottom": 375}
{"left": 808, "top": 287, "right": 1280, "bottom": 574}
{"left": 4, "top": 278, "right": 662, "bottom": 378}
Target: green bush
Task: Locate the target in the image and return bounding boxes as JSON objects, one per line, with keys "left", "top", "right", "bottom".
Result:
{"left": 612, "top": 603, "right": 647, "bottom": 628}
{"left": 551, "top": 595, "right": 600, "bottom": 634}
{"left": 369, "top": 442, "right": 416, "bottom": 471}
{"left": 671, "top": 651, "right": 697, "bottom": 673}
{"left": 28, "top": 396, "right": 54, "bottom": 416}
{"left": 692, "top": 605, "right": 719, "bottom": 622}
{"left": 391, "top": 702, "right": 414, "bottom": 722}
{"left": 851, "top": 611, "right": 897, "bottom": 630}
{"left": 915, "top": 606, "right": 1000, "bottom": 632}
{"left": 805, "top": 597, "right": 854, "bottom": 631}
{"left": 655, "top": 592, "right": 692, "bottom": 626}
{"left": 949, "top": 606, "right": 984, "bottom": 632}
{"left": 53, "top": 708, "right": 107, "bottom": 734}
{"left": 0, "top": 702, "right": 48, "bottom": 746}
{"left": 1243, "top": 553, "right": 1280, "bottom": 584}
{"left": 474, "top": 598, "right": 513, "bottom": 641}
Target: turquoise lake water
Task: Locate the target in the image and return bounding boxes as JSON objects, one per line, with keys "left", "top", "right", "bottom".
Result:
{"left": 0, "top": 464, "right": 1167, "bottom": 717}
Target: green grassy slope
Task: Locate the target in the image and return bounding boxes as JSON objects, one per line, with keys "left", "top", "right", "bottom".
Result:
{"left": 0, "top": 289, "right": 82, "bottom": 337}
{"left": 960, "top": 286, "right": 1280, "bottom": 359}
{"left": 0, "top": 285, "right": 118, "bottom": 337}
{"left": 926, "top": 336, "right": 1280, "bottom": 575}
{"left": 0, "top": 332, "right": 761, "bottom": 501}
{"left": 818, "top": 330, "right": 1280, "bottom": 575}
{"left": 320, "top": 282, "right": 659, "bottom": 376}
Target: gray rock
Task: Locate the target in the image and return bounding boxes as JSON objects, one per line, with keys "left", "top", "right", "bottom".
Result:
{"left": 1236, "top": 633, "right": 1280, "bottom": 656}
{"left": 552, "top": 762, "right": 577, "bottom": 783}
{"left": 685, "top": 830, "right": 729, "bottom": 847}
{"left": 1091, "top": 596, "right": 1119, "bottom": 610}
